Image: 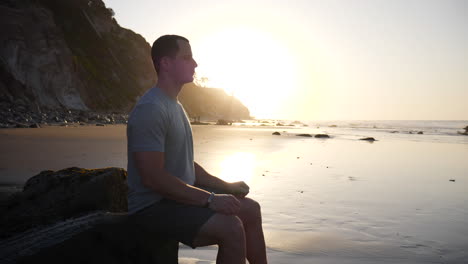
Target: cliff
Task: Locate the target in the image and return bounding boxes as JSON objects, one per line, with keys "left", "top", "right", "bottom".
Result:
{"left": 0, "top": 0, "right": 250, "bottom": 120}
{"left": 179, "top": 83, "right": 250, "bottom": 120}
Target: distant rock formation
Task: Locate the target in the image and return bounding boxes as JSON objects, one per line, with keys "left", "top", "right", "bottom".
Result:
{"left": 179, "top": 84, "right": 251, "bottom": 120}
{"left": 0, "top": 0, "right": 250, "bottom": 121}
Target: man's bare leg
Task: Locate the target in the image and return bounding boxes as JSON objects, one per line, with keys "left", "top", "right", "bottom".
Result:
{"left": 237, "top": 198, "right": 268, "bottom": 264}
{"left": 193, "top": 214, "right": 246, "bottom": 264}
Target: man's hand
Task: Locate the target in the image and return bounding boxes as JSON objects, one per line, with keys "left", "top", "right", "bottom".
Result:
{"left": 227, "top": 181, "right": 250, "bottom": 198}
{"left": 209, "top": 194, "right": 241, "bottom": 215}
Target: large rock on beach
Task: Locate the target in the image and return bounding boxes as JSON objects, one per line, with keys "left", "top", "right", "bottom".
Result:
{"left": 0, "top": 167, "right": 128, "bottom": 238}
{"left": 0, "top": 167, "right": 178, "bottom": 264}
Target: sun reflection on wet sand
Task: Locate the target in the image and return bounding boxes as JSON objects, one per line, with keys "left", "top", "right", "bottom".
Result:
{"left": 217, "top": 152, "right": 256, "bottom": 183}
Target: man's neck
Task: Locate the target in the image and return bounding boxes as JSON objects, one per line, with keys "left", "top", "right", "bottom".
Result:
{"left": 155, "top": 76, "right": 183, "bottom": 100}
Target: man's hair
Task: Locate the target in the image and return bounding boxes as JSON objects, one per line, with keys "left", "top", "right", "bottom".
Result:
{"left": 151, "top": 35, "right": 189, "bottom": 73}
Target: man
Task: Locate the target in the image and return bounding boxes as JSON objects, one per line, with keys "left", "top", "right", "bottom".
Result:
{"left": 126, "top": 35, "right": 267, "bottom": 264}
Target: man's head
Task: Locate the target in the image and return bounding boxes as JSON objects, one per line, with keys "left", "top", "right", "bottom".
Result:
{"left": 151, "top": 35, "right": 197, "bottom": 84}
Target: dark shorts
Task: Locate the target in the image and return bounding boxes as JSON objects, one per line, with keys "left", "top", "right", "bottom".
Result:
{"left": 130, "top": 198, "right": 216, "bottom": 248}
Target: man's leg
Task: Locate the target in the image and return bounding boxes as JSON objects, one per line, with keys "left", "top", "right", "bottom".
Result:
{"left": 193, "top": 214, "right": 246, "bottom": 264}
{"left": 237, "top": 198, "right": 268, "bottom": 264}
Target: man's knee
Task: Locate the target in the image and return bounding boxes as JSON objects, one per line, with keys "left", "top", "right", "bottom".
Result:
{"left": 246, "top": 198, "right": 261, "bottom": 214}
{"left": 240, "top": 198, "right": 262, "bottom": 224}
{"left": 199, "top": 214, "right": 245, "bottom": 245}
{"left": 218, "top": 215, "right": 245, "bottom": 242}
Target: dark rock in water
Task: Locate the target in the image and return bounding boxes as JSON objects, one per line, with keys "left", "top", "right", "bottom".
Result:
{"left": 314, "top": 134, "right": 330, "bottom": 138}
{"left": 449, "top": 179, "right": 456, "bottom": 182}
{"left": 360, "top": 137, "right": 376, "bottom": 141}
{"left": 458, "top": 126, "right": 468, "bottom": 135}
{"left": 272, "top": 132, "right": 281, "bottom": 136}
{"left": 0, "top": 167, "right": 178, "bottom": 264}
{"left": 417, "top": 131, "right": 423, "bottom": 134}
{"left": 28, "top": 123, "right": 41, "bottom": 128}
{"left": 296, "top": 134, "right": 312, "bottom": 137}
{"left": 96, "top": 123, "right": 105, "bottom": 126}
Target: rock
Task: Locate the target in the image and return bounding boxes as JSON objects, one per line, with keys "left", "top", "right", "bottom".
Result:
{"left": 458, "top": 126, "right": 468, "bottom": 135}
{"left": 417, "top": 131, "right": 423, "bottom": 134}
{"left": 360, "top": 137, "right": 376, "bottom": 141}
{"left": 1, "top": 167, "right": 128, "bottom": 238}
{"left": 29, "top": 123, "right": 41, "bottom": 128}
{"left": 296, "top": 134, "right": 312, "bottom": 137}
{"left": 96, "top": 123, "right": 105, "bottom": 126}
{"left": 216, "top": 119, "right": 232, "bottom": 125}
{"left": 272, "top": 132, "right": 281, "bottom": 136}
{"left": 14, "top": 213, "right": 179, "bottom": 264}
{"left": 0, "top": 167, "right": 178, "bottom": 264}
{"left": 449, "top": 179, "right": 455, "bottom": 182}
{"left": 314, "top": 134, "right": 330, "bottom": 138}
{"left": 14, "top": 122, "right": 29, "bottom": 128}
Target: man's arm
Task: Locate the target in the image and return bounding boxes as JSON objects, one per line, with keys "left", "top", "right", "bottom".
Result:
{"left": 194, "top": 162, "right": 230, "bottom": 191}
{"left": 134, "top": 151, "right": 241, "bottom": 214}
{"left": 194, "top": 161, "right": 250, "bottom": 197}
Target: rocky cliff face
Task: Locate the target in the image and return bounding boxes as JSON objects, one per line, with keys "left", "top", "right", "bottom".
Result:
{"left": 0, "top": 0, "right": 156, "bottom": 112}
{"left": 0, "top": 0, "right": 250, "bottom": 120}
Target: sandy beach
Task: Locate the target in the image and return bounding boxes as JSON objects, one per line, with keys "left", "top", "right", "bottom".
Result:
{"left": 0, "top": 123, "right": 467, "bottom": 263}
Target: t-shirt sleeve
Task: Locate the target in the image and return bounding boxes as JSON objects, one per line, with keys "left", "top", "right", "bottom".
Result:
{"left": 127, "top": 103, "right": 167, "bottom": 152}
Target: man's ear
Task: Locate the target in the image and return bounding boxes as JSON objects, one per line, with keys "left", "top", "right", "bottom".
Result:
{"left": 159, "top": 56, "right": 171, "bottom": 72}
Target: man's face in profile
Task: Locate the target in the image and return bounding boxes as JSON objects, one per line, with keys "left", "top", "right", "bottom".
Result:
{"left": 169, "top": 40, "right": 198, "bottom": 84}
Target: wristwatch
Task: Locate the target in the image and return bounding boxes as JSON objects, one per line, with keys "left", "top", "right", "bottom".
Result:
{"left": 204, "top": 192, "right": 215, "bottom": 208}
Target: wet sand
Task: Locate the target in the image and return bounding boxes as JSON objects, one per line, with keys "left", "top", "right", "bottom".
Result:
{"left": 1, "top": 124, "right": 467, "bottom": 263}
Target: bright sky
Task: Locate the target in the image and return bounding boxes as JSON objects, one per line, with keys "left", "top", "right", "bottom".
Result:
{"left": 104, "top": 0, "right": 467, "bottom": 120}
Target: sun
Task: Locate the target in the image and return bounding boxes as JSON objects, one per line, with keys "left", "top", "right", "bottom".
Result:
{"left": 192, "top": 26, "right": 298, "bottom": 119}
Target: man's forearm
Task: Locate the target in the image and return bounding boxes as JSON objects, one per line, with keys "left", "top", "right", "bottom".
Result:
{"left": 194, "top": 162, "right": 230, "bottom": 191}
{"left": 143, "top": 167, "right": 211, "bottom": 206}
{"left": 134, "top": 152, "right": 212, "bottom": 206}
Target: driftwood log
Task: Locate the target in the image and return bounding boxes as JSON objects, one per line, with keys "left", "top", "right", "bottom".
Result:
{"left": 0, "top": 167, "right": 178, "bottom": 264}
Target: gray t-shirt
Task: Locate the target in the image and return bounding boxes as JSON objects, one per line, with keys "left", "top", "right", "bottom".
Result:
{"left": 126, "top": 87, "right": 195, "bottom": 214}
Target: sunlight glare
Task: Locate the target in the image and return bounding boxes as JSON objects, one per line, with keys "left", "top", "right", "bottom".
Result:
{"left": 218, "top": 152, "right": 256, "bottom": 183}
{"left": 193, "top": 27, "right": 298, "bottom": 119}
